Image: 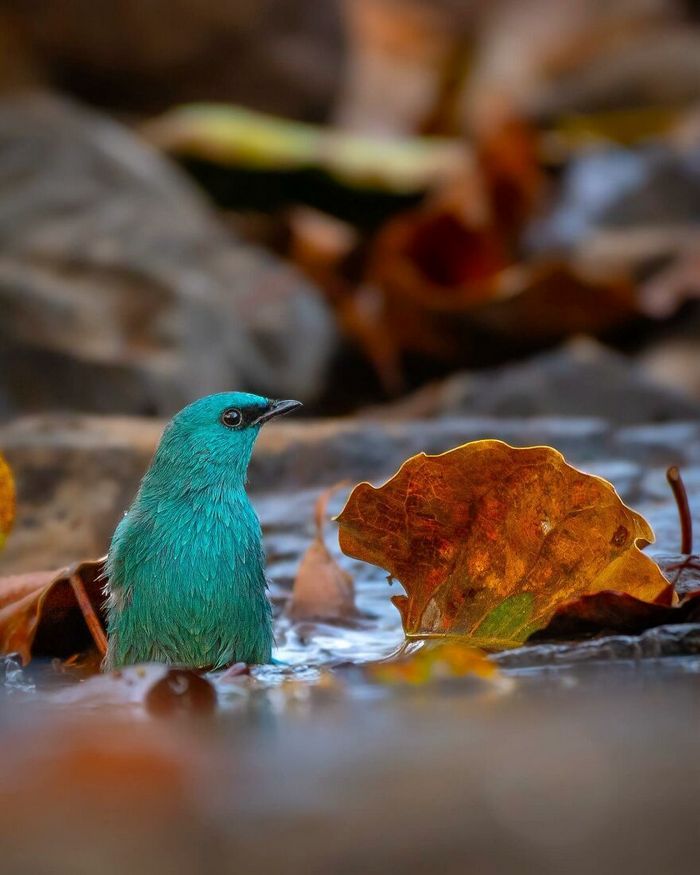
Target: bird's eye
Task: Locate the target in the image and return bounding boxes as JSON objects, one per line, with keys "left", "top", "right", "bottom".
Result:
{"left": 221, "top": 407, "right": 243, "bottom": 429}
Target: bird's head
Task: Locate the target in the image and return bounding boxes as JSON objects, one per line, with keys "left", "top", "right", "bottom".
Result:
{"left": 152, "top": 392, "right": 302, "bottom": 486}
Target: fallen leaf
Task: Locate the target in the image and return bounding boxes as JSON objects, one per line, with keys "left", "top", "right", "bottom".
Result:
{"left": 0, "top": 452, "right": 15, "bottom": 551}
{"left": 144, "top": 103, "right": 466, "bottom": 194}
{"left": 475, "top": 108, "right": 544, "bottom": 238}
{"left": 526, "top": 587, "right": 700, "bottom": 641}
{"left": 0, "top": 557, "right": 106, "bottom": 665}
{"left": 366, "top": 642, "right": 500, "bottom": 685}
{"left": 337, "top": 440, "right": 668, "bottom": 649}
{"left": 369, "top": 169, "right": 510, "bottom": 314}
{"left": 469, "top": 262, "right": 638, "bottom": 344}
{"left": 288, "top": 485, "right": 357, "bottom": 621}
{"left": 288, "top": 209, "right": 406, "bottom": 394}
{"left": 368, "top": 220, "right": 636, "bottom": 377}
{"left": 418, "top": 34, "right": 474, "bottom": 138}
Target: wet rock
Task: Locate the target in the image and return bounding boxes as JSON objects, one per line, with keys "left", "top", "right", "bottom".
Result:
{"left": 655, "top": 553, "right": 700, "bottom": 596}
{"left": 638, "top": 623, "right": 700, "bottom": 657}
{"left": 612, "top": 423, "right": 700, "bottom": 465}
{"left": 40, "top": 663, "right": 206, "bottom": 709}
{"left": 374, "top": 339, "right": 700, "bottom": 424}
{"left": 1, "top": 0, "right": 345, "bottom": 121}
{"left": 495, "top": 623, "right": 700, "bottom": 669}
{"left": 641, "top": 330, "right": 700, "bottom": 403}
{"left": 494, "top": 635, "right": 644, "bottom": 668}
{"left": 0, "top": 93, "right": 336, "bottom": 419}
{"left": 529, "top": 145, "right": 700, "bottom": 254}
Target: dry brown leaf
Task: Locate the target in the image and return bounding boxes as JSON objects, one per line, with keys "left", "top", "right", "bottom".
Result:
{"left": 366, "top": 179, "right": 636, "bottom": 376}
{"left": 528, "top": 585, "right": 700, "bottom": 642}
{"left": 369, "top": 172, "right": 510, "bottom": 315}
{"left": 475, "top": 108, "right": 545, "bottom": 238}
{"left": 288, "top": 485, "right": 357, "bottom": 622}
{"left": 337, "top": 440, "right": 668, "bottom": 649}
{"left": 470, "top": 262, "right": 638, "bottom": 344}
{"left": 0, "top": 557, "right": 106, "bottom": 665}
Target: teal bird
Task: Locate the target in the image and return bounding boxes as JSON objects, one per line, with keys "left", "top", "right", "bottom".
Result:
{"left": 104, "top": 392, "right": 301, "bottom": 671}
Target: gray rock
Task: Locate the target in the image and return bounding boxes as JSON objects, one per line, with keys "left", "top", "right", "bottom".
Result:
{"left": 496, "top": 623, "right": 700, "bottom": 669}
{"left": 529, "top": 145, "right": 700, "bottom": 253}
{"left": 655, "top": 554, "right": 700, "bottom": 596}
{"left": 376, "top": 339, "right": 700, "bottom": 424}
{"left": 0, "top": 93, "right": 336, "bottom": 418}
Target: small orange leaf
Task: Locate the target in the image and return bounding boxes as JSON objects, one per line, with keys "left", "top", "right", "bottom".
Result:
{"left": 288, "top": 484, "right": 357, "bottom": 621}
{"left": 337, "top": 441, "right": 668, "bottom": 649}
{"left": 0, "top": 452, "right": 16, "bottom": 551}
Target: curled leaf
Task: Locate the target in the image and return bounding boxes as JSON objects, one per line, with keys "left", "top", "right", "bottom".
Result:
{"left": 337, "top": 440, "right": 668, "bottom": 649}
{"left": 0, "top": 558, "right": 106, "bottom": 665}
{"left": 530, "top": 577, "right": 700, "bottom": 641}
{"left": 0, "top": 452, "right": 15, "bottom": 551}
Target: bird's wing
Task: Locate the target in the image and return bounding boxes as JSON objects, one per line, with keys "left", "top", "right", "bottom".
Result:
{"left": 104, "top": 513, "right": 133, "bottom": 603}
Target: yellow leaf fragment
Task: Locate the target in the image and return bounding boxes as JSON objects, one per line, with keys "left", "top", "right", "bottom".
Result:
{"left": 367, "top": 642, "right": 499, "bottom": 686}
{"left": 0, "top": 452, "right": 15, "bottom": 551}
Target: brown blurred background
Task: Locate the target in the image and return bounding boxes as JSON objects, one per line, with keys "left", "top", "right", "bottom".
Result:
{"left": 1, "top": 0, "right": 699, "bottom": 422}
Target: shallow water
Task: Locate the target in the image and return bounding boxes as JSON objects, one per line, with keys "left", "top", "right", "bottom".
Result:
{"left": 2, "top": 467, "right": 700, "bottom": 874}
{"left": 2, "top": 474, "right": 699, "bottom": 708}
{"left": 2, "top": 647, "right": 700, "bottom": 875}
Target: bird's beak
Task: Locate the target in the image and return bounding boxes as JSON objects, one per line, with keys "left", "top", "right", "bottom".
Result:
{"left": 253, "top": 399, "right": 303, "bottom": 425}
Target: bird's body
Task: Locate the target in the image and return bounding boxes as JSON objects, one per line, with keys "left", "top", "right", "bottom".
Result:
{"left": 104, "top": 392, "right": 301, "bottom": 671}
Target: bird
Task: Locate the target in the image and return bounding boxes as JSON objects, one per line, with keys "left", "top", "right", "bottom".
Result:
{"left": 103, "top": 392, "right": 302, "bottom": 671}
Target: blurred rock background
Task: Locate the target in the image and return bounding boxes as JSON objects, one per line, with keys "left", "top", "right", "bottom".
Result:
{"left": 0, "top": 0, "right": 698, "bottom": 420}
{"left": 0, "top": 0, "right": 345, "bottom": 415}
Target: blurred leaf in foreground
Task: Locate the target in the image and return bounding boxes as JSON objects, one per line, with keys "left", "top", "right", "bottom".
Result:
{"left": 0, "top": 558, "right": 106, "bottom": 665}
{"left": 0, "top": 452, "right": 15, "bottom": 551}
{"left": 338, "top": 440, "right": 668, "bottom": 649}
{"left": 367, "top": 642, "right": 499, "bottom": 686}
